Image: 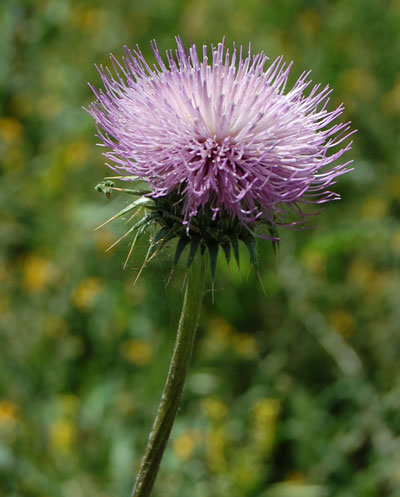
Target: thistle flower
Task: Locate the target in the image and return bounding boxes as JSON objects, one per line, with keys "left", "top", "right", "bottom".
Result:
{"left": 89, "top": 38, "right": 354, "bottom": 276}
{"left": 88, "top": 39, "right": 356, "bottom": 497}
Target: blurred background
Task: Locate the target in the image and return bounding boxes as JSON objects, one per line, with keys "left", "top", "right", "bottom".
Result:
{"left": 1, "top": 0, "right": 400, "bottom": 496}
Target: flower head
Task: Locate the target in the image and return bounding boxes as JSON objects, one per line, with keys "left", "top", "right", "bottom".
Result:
{"left": 89, "top": 38, "right": 354, "bottom": 275}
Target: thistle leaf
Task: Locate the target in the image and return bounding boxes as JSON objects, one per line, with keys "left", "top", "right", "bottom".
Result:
{"left": 186, "top": 236, "right": 201, "bottom": 268}
{"left": 153, "top": 226, "right": 171, "bottom": 246}
{"left": 95, "top": 196, "right": 154, "bottom": 230}
{"left": 108, "top": 187, "right": 152, "bottom": 196}
{"left": 173, "top": 237, "right": 191, "bottom": 267}
{"left": 132, "top": 212, "right": 158, "bottom": 232}
{"left": 104, "top": 175, "right": 139, "bottom": 181}
{"left": 268, "top": 225, "right": 280, "bottom": 257}
{"left": 229, "top": 234, "right": 240, "bottom": 270}
{"left": 240, "top": 234, "right": 259, "bottom": 269}
{"left": 221, "top": 241, "right": 231, "bottom": 266}
{"left": 105, "top": 213, "right": 156, "bottom": 252}
{"left": 207, "top": 241, "right": 219, "bottom": 281}
{"left": 148, "top": 225, "right": 183, "bottom": 262}
{"left": 146, "top": 226, "right": 171, "bottom": 259}
{"left": 123, "top": 226, "right": 146, "bottom": 269}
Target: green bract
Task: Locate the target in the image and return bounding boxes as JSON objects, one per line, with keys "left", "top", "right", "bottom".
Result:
{"left": 95, "top": 179, "right": 279, "bottom": 282}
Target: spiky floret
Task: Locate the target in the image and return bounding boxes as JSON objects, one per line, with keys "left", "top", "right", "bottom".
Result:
{"left": 88, "top": 37, "right": 354, "bottom": 234}
{"left": 90, "top": 38, "right": 355, "bottom": 279}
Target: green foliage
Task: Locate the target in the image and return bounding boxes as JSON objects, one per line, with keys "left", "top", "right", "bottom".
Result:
{"left": 1, "top": 0, "right": 400, "bottom": 496}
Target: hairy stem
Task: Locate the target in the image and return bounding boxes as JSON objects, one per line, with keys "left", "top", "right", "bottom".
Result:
{"left": 130, "top": 254, "right": 206, "bottom": 497}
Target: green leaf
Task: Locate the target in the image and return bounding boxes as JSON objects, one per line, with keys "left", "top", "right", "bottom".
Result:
{"left": 104, "top": 175, "right": 139, "bottom": 181}
{"left": 123, "top": 225, "right": 147, "bottom": 269}
{"left": 105, "top": 213, "right": 157, "bottom": 253}
{"left": 207, "top": 241, "right": 219, "bottom": 281}
{"left": 173, "top": 237, "right": 191, "bottom": 267}
{"left": 147, "top": 226, "right": 171, "bottom": 259}
{"left": 95, "top": 196, "right": 154, "bottom": 230}
{"left": 187, "top": 236, "right": 201, "bottom": 268}
{"left": 153, "top": 226, "right": 171, "bottom": 245}
{"left": 229, "top": 234, "right": 240, "bottom": 270}
{"left": 132, "top": 212, "right": 158, "bottom": 232}
{"left": 146, "top": 225, "right": 183, "bottom": 265}
{"left": 112, "top": 188, "right": 152, "bottom": 196}
{"left": 268, "top": 225, "right": 280, "bottom": 256}
{"left": 221, "top": 241, "right": 231, "bottom": 266}
{"left": 240, "top": 234, "right": 259, "bottom": 269}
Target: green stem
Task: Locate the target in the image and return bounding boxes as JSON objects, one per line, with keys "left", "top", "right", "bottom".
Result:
{"left": 130, "top": 253, "right": 206, "bottom": 497}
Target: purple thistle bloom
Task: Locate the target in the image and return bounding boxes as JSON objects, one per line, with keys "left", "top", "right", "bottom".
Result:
{"left": 88, "top": 37, "right": 354, "bottom": 234}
